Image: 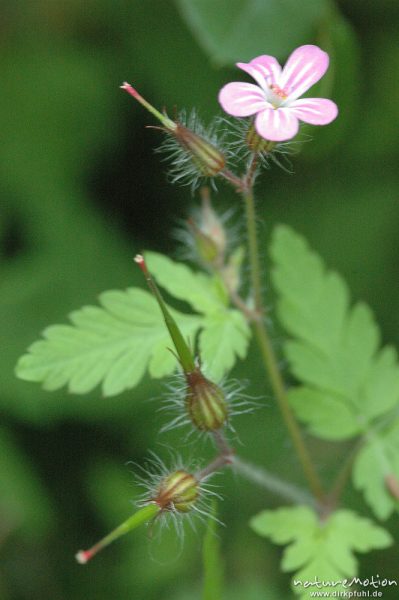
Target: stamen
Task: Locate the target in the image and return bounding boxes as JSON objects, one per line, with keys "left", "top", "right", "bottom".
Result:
{"left": 270, "top": 84, "right": 288, "bottom": 100}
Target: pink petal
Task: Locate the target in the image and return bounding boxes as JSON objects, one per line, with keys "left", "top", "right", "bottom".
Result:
{"left": 255, "top": 108, "right": 299, "bottom": 142}
{"left": 218, "top": 82, "right": 269, "bottom": 117}
{"left": 289, "top": 98, "right": 338, "bottom": 125}
{"left": 237, "top": 55, "right": 282, "bottom": 91}
{"left": 279, "top": 45, "right": 329, "bottom": 101}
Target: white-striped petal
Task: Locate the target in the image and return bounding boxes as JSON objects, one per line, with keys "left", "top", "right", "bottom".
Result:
{"left": 237, "top": 55, "right": 282, "bottom": 91}
{"left": 279, "top": 45, "right": 329, "bottom": 101}
{"left": 255, "top": 108, "right": 299, "bottom": 142}
{"left": 289, "top": 98, "right": 338, "bottom": 125}
{"left": 218, "top": 82, "right": 270, "bottom": 117}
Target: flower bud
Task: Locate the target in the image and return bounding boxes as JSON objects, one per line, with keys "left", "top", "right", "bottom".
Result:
{"left": 174, "top": 123, "right": 226, "bottom": 177}
{"left": 188, "top": 218, "right": 220, "bottom": 264}
{"left": 246, "top": 123, "right": 275, "bottom": 154}
{"left": 186, "top": 370, "right": 228, "bottom": 431}
{"left": 121, "top": 84, "right": 226, "bottom": 183}
{"left": 154, "top": 470, "right": 199, "bottom": 513}
{"left": 75, "top": 503, "right": 160, "bottom": 564}
{"left": 188, "top": 187, "right": 227, "bottom": 266}
{"left": 221, "top": 246, "right": 244, "bottom": 294}
{"left": 385, "top": 474, "right": 399, "bottom": 500}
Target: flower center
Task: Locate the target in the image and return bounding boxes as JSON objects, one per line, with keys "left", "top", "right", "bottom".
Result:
{"left": 268, "top": 83, "right": 289, "bottom": 107}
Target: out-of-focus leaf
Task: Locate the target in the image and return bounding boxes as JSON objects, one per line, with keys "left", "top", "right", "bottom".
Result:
{"left": 353, "top": 420, "right": 399, "bottom": 520}
{"left": 199, "top": 310, "right": 250, "bottom": 381}
{"left": 350, "top": 34, "right": 399, "bottom": 159}
{"left": 302, "top": 11, "right": 361, "bottom": 157}
{"left": 176, "top": 0, "right": 330, "bottom": 64}
{"left": 250, "top": 506, "right": 392, "bottom": 597}
{"left": 0, "top": 428, "right": 55, "bottom": 538}
{"left": 270, "top": 225, "right": 399, "bottom": 440}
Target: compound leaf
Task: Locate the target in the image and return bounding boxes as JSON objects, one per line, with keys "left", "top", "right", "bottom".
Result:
{"left": 146, "top": 251, "right": 227, "bottom": 313}
{"left": 16, "top": 254, "right": 251, "bottom": 396}
{"left": 353, "top": 420, "right": 399, "bottom": 520}
{"left": 16, "top": 288, "right": 201, "bottom": 397}
{"left": 271, "top": 225, "right": 399, "bottom": 440}
{"left": 250, "top": 506, "right": 392, "bottom": 597}
{"left": 200, "top": 309, "right": 251, "bottom": 381}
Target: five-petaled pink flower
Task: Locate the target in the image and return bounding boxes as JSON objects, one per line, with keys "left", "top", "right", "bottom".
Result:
{"left": 219, "top": 45, "right": 338, "bottom": 142}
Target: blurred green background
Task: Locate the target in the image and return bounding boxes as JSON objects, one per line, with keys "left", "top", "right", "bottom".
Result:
{"left": 1, "top": 1, "right": 398, "bottom": 598}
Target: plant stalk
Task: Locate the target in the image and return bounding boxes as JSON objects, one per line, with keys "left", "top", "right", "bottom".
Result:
{"left": 242, "top": 184, "right": 325, "bottom": 504}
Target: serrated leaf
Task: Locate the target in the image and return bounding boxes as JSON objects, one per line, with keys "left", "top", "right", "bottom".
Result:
{"left": 250, "top": 506, "right": 392, "bottom": 597}
{"left": 353, "top": 420, "right": 399, "bottom": 520}
{"left": 288, "top": 388, "right": 359, "bottom": 441}
{"left": 146, "top": 251, "right": 227, "bottom": 313}
{"left": 271, "top": 225, "right": 399, "bottom": 440}
{"left": 16, "top": 288, "right": 202, "bottom": 397}
{"left": 200, "top": 310, "right": 251, "bottom": 381}
{"left": 16, "top": 255, "right": 252, "bottom": 396}
{"left": 176, "top": 0, "right": 329, "bottom": 65}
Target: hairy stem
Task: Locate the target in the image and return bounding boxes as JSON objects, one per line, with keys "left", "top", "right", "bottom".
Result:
{"left": 197, "top": 430, "right": 315, "bottom": 507}
{"left": 242, "top": 178, "right": 325, "bottom": 504}
{"left": 233, "top": 456, "right": 317, "bottom": 508}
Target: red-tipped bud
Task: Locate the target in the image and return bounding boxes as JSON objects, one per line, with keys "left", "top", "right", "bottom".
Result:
{"left": 121, "top": 82, "right": 176, "bottom": 131}
{"left": 75, "top": 503, "right": 160, "bottom": 564}
{"left": 174, "top": 123, "right": 226, "bottom": 177}
{"left": 135, "top": 254, "right": 196, "bottom": 374}
{"left": 246, "top": 123, "right": 276, "bottom": 154}
{"left": 153, "top": 470, "right": 199, "bottom": 513}
{"left": 122, "top": 84, "right": 226, "bottom": 183}
{"left": 186, "top": 370, "right": 228, "bottom": 431}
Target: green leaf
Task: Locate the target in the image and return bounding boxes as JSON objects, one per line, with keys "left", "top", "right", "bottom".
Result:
{"left": 176, "top": 0, "right": 330, "bottom": 64}
{"left": 146, "top": 251, "right": 227, "bottom": 313}
{"left": 200, "top": 310, "right": 250, "bottom": 381}
{"left": 16, "top": 254, "right": 252, "bottom": 396}
{"left": 147, "top": 252, "right": 251, "bottom": 379}
{"left": 353, "top": 420, "right": 399, "bottom": 520}
{"left": 250, "top": 506, "right": 392, "bottom": 597}
{"left": 16, "top": 288, "right": 201, "bottom": 397}
{"left": 202, "top": 502, "right": 223, "bottom": 600}
{"left": 271, "top": 225, "right": 399, "bottom": 440}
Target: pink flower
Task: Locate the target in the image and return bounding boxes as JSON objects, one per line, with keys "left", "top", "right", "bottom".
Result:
{"left": 218, "top": 45, "right": 338, "bottom": 142}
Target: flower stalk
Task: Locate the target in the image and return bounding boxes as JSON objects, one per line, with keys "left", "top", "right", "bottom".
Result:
{"left": 242, "top": 183, "right": 325, "bottom": 504}
{"left": 134, "top": 254, "right": 196, "bottom": 373}
{"left": 121, "top": 83, "right": 176, "bottom": 131}
{"left": 75, "top": 503, "right": 160, "bottom": 564}
{"left": 135, "top": 254, "right": 229, "bottom": 432}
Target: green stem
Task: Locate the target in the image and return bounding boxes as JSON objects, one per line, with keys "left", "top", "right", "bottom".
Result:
{"left": 243, "top": 188, "right": 263, "bottom": 314}
{"left": 242, "top": 187, "right": 325, "bottom": 504}
{"left": 135, "top": 254, "right": 196, "bottom": 373}
{"left": 233, "top": 456, "right": 317, "bottom": 508}
{"left": 76, "top": 503, "right": 160, "bottom": 564}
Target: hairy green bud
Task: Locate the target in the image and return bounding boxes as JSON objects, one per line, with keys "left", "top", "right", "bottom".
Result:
{"left": 246, "top": 123, "right": 275, "bottom": 154}
{"left": 186, "top": 370, "right": 228, "bottom": 431}
{"left": 154, "top": 470, "right": 199, "bottom": 513}
{"left": 174, "top": 123, "right": 226, "bottom": 177}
